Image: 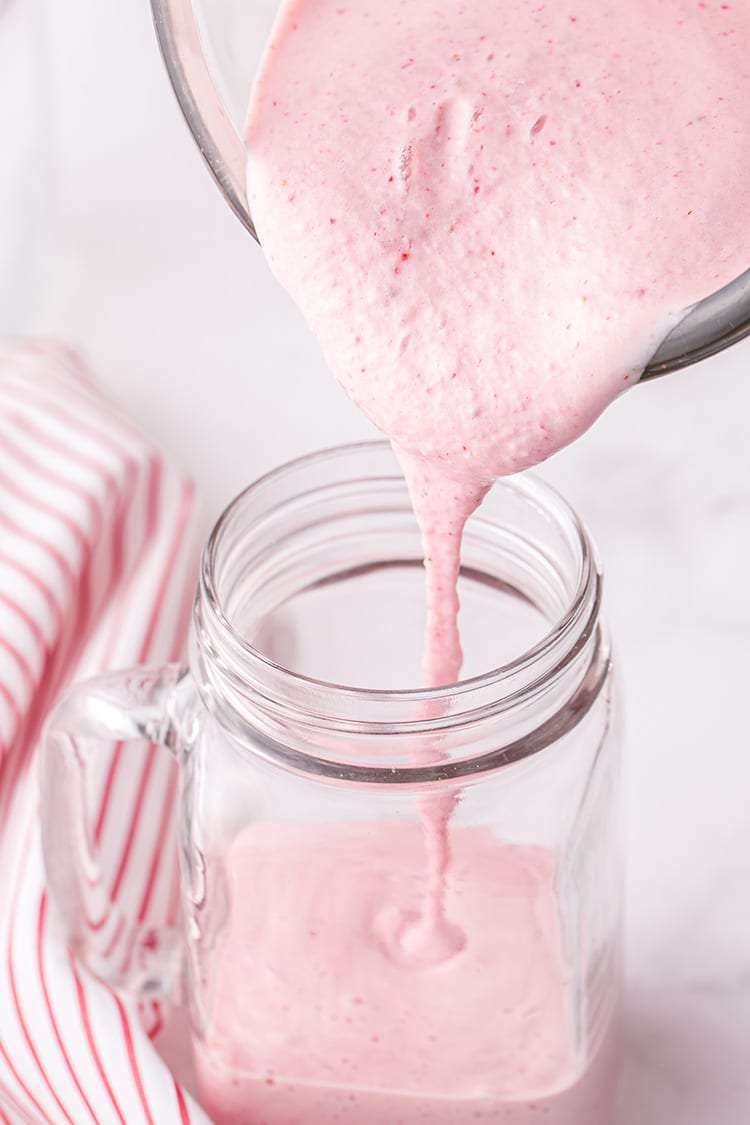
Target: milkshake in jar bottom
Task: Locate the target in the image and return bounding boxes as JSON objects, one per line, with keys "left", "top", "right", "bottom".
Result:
{"left": 195, "top": 826, "right": 619, "bottom": 1125}
{"left": 181, "top": 445, "right": 622, "bottom": 1125}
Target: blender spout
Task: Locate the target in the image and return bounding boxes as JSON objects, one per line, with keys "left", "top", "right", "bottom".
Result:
{"left": 641, "top": 266, "right": 750, "bottom": 380}
{"left": 150, "top": 0, "right": 258, "bottom": 241}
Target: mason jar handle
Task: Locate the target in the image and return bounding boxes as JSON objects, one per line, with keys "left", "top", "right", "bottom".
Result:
{"left": 40, "top": 664, "right": 195, "bottom": 997}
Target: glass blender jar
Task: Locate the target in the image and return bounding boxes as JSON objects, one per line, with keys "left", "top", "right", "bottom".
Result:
{"left": 150, "top": 0, "right": 750, "bottom": 378}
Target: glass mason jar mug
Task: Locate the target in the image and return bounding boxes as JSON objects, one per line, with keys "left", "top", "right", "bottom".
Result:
{"left": 41, "top": 443, "right": 622, "bottom": 1125}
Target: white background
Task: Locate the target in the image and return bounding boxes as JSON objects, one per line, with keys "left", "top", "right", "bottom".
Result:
{"left": 5, "top": 1, "right": 750, "bottom": 1121}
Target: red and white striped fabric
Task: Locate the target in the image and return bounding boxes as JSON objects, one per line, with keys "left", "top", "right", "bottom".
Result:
{"left": 0, "top": 341, "right": 211, "bottom": 1124}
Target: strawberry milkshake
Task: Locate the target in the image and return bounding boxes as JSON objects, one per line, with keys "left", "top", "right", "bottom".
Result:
{"left": 244, "top": 0, "right": 750, "bottom": 692}
{"left": 195, "top": 1, "right": 749, "bottom": 1121}
{"left": 195, "top": 822, "right": 618, "bottom": 1125}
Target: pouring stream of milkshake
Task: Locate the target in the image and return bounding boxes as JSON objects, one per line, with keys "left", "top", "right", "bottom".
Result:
{"left": 244, "top": 0, "right": 750, "bottom": 949}
{"left": 194, "top": 4, "right": 750, "bottom": 1121}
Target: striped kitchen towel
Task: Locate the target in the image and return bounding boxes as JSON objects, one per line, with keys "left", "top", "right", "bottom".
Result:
{"left": 0, "top": 340, "right": 211, "bottom": 1124}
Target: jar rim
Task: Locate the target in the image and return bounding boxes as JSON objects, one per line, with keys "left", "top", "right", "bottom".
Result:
{"left": 194, "top": 443, "right": 604, "bottom": 771}
{"left": 199, "top": 442, "right": 600, "bottom": 699}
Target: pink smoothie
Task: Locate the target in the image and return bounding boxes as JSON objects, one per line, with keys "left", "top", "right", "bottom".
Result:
{"left": 197, "top": 3, "right": 750, "bottom": 1121}
{"left": 246, "top": 0, "right": 750, "bottom": 490}
{"left": 194, "top": 822, "right": 618, "bottom": 1125}
{"left": 245, "top": 0, "right": 750, "bottom": 681}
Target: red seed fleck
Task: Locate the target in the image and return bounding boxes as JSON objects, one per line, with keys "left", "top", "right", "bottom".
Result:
{"left": 388, "top": 175, "right": 394, "bottom": 182}
{"left": 330, "top": 217, "right": 337, "bottom": 224}
{"left": 401, "top": 252, "right": 410, "bottom": 260}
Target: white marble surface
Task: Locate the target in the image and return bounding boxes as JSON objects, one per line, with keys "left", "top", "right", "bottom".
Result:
{"left": 7, "top": 1, "right": 750, "bottom": 1122}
